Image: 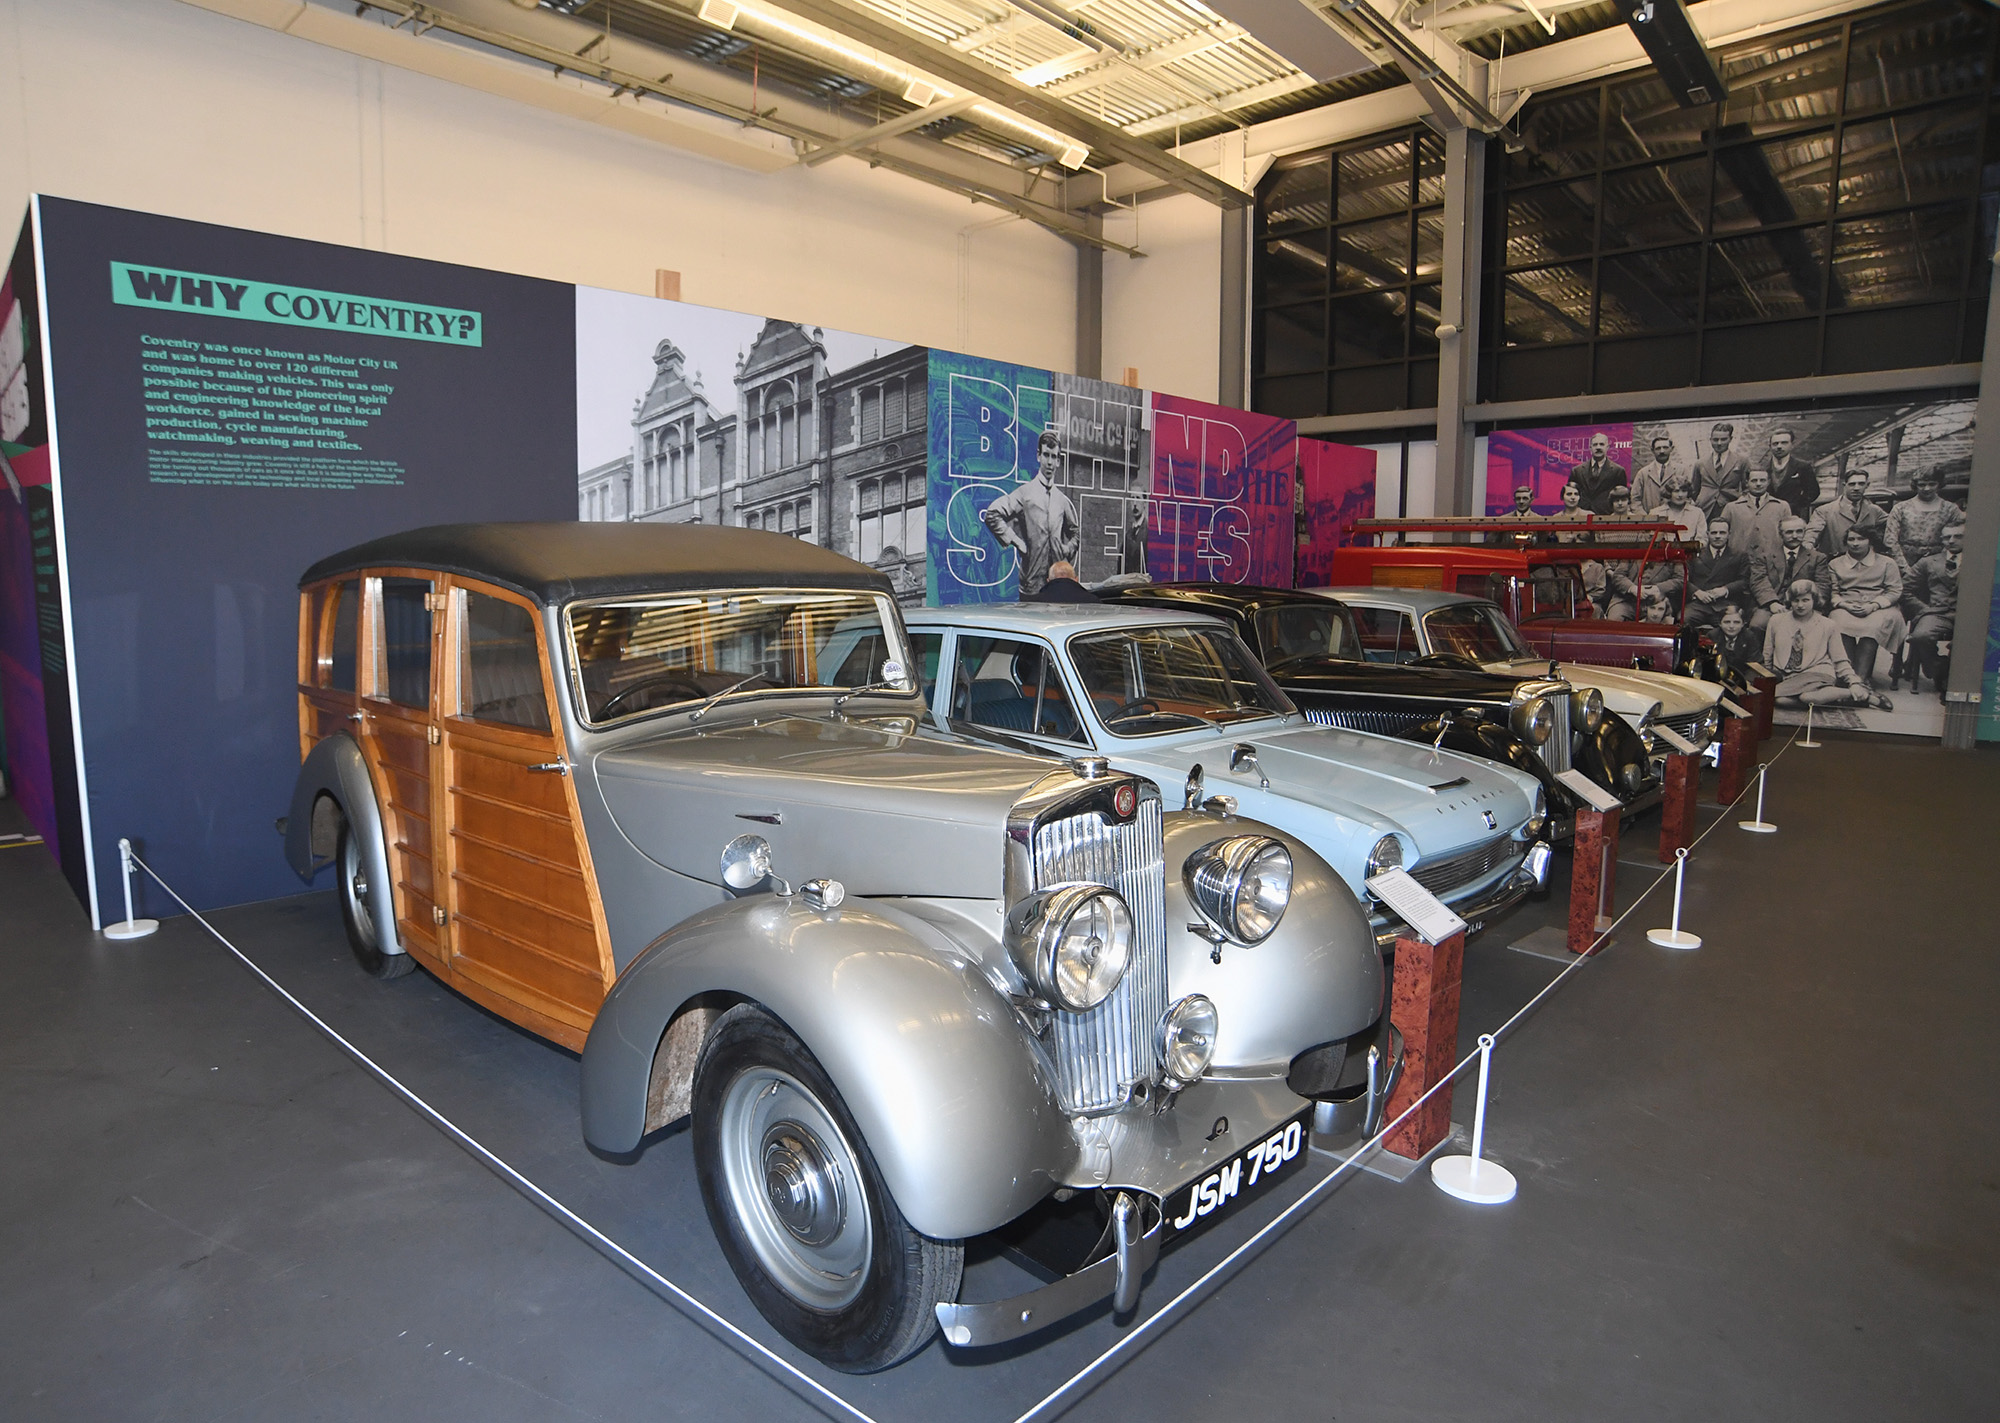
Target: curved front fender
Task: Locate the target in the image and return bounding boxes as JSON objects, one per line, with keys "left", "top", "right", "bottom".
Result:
{"left": 284, "top": 733, "right": 402, "bottom": 957}
{"left": 581, "top": 895, "right": 1074, "bottom": 1240}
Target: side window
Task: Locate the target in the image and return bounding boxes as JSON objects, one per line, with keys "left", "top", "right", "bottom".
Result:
{"left": 907, "top": 632, "right": 944, "bottom": 708}
{"left": 378, "top": 577, "right": 433, "bottom": 709}
{"left": 326, "top": 579, "right": 359, "bottom": 691}
{"left": 1351, "top": 607, "right": 1417, "bottom": 663}
{"left": 948, "top": 635, "right": 1084, "bottom": 745}
{"left": 459, "top": 590, "right": 551, "bottom": 733}
{"left": 1456, "top": 573, "right": 1508, "bottom": 601}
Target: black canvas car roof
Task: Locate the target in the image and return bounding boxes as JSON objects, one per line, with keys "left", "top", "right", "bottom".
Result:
{"left": 300, "top": 522, "right": 893, "bottom": 605}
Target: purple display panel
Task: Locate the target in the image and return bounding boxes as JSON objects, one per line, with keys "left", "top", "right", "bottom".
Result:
{"left": 1485, "top": 422, "right": 1636, "bottom": 513}
{"left": 1295, "top": 437, "right": 1376, "bottom": 588}
{"left": 1149, "top": 395, "right": 1295, "bottom": 587}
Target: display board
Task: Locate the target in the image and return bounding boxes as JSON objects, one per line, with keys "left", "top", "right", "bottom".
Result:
{"left": 1294, "top": 435, "right": 1378, "bottom": 589}
{"left": 1484, "top": 403, "right": 1975, "bottom": 739}
{"left": 24, "top": 196, "right": 576, "bottom": 925}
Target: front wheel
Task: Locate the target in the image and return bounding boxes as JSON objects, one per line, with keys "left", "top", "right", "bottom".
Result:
{"left": 693, "top": 1005, "right": 961, "bottom": 1372}
{"left": 336, "top": 814, "right": 413, "bottom": 980}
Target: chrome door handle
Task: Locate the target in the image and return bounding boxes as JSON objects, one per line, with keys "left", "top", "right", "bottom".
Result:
{"left": 529, "top": 760, "right": 569, "bottom": 776}
{"left": 348, "top": 712, "right": 364, "bottom": 723}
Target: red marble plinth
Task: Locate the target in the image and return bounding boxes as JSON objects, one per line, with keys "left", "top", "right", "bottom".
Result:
{"left": 1751, "top": 676, "right": 1776, "bottom": 741}
{"left": 1382, "top": 929, "right": 1465, "bottom": 1160}
{"left": 1657, "top": 752, "right": 1698, "bottom": 862}
{"left": 1715, "top": 713, "right": 1758, "bottom": 805}
{"left": 1568, "top": 805, "right": 1620, "bottom": 955}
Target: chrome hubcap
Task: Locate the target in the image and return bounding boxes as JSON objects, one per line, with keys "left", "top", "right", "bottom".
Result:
{"left": 718, "top": 1068, "right": 871, "bottom": 1310}
{"left": 342, "top": 837, "right": 376, "bottom": 946}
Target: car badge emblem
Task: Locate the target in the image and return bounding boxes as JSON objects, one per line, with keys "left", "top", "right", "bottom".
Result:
{"left": 1113, "top": 784, "right": 1137, "bottom": 819}
{"left": 1482, "top": 811, "right": 1497, "bottom": 830}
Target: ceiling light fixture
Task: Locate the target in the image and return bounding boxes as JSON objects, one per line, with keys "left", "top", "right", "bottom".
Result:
{"left": 697, "top": 0, "right": 740, "bottom": 30}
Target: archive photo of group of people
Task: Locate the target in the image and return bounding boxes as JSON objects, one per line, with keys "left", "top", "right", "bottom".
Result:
{"left": 1483, "top": 402, "right": 1973, "bottom": 736}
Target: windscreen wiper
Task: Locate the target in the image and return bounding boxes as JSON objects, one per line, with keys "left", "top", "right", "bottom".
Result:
{"left": 689, "top": 672, "right": 768, "bottom": 723}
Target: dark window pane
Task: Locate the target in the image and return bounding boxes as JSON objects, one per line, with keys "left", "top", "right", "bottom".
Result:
{"left": 1331, "top": 290, "right": 1408, "bottom": 363}
{"left": 1501, "top": 264, "right": 1594, "bottom": 344}
{"left": 328, "top": 579, "right": 358, "bottom": 692}
{"left": 1600, "top": 158, "right": 1710, "bottom": 248}
{"left": 1597, "top": 246, "right": 1704, "bottom": 334}
{"left": 1509, "top": 90, "right": 1600, "bottom": 182}
{"left": 1604, "top": 73, "right": 1710, "bottom": 165}
{"left": 1838, "top": 104, "right": 1985, "bottom": 213}
{"left": 1411, "top": 284, "right": 1443, "bottom": 352}
{"left": 1259, "top": 302, "right": 1326, "bottom": 374}
{"left": 1330, "top": 364, "right": 1406, "bottom": 414}
{"left": 380, "top": 577, "right": 433, "bottom": 709}
{"left": 1713, "top": 132, "right": 1833, "bottom": 233}
{"left": 1505, "top": 180, "right": 1599, "bottom": 267}
{"left": 462, "top": 591, "right": 550, "bottom": 732}
{"left": 1706, "top": 227, "right": 1831, "bottom": 321}
{"left": 1258, "top": 232, "right": 1329, "bottom": 305}
{"left": 1414, "top": 208, "right": 1445, "bottom": 284}
{"left": 1254, "top": 372, "right": 1326, "bottom": 419}
{"left": 1415, "top": 134, "right": 1446, "bottom": 204}
{"left": 1832, "top": 204, "right": 1971, "bottom": 304}
{"left": 1336, "top": 138, "right": 1411, "bottom": 221}
{"left": 1260, "top": 154, "right": 1329, "bottom": 233}
{"left": 1845, "top": 1, "right": 1989, "bottom": 115}
{"left": 1332, "top": 215, "right": 1411, "bottom": 290}
{"left": 1718, "top": 24, "right": 1844, "bottom": 136}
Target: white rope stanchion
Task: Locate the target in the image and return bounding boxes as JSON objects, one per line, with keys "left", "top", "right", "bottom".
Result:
{"left": 1429, "top": 1034, "right": 1517, "bottom": 1204}
{"left": 1738, "top": 764, "right": 1777, "bottom": 833}
{"left": 1646, "top": 847, "right": 1702, "bottom": 949}
{"left": 102, "top": 837, "right": 159, "bottom": 940}
{"left": 1798, "top": 704, "right": 1820, "bottom": 748}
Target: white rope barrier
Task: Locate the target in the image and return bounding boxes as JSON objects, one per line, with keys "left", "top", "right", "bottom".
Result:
{"left": 119, "top": 849, "right": 881, "bottom": 1423}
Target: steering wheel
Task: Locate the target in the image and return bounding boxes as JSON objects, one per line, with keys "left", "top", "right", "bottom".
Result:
{"left": 598, "top": 674, "right": 709, "bottom": 718}
{"left": 1103, "top": 698, "right": 1161, "bottom": 727}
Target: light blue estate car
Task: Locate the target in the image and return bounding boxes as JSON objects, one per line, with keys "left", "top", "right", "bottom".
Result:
{"left": 901, "top": 603, "right": 1552, "bottom": 947}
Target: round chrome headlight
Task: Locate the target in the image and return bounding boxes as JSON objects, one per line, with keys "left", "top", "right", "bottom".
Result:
{"left": 1572, "top": 686, "right": 1604, "bottom": 732}
{"left": 1511, "top": 695, "right": 1555, "bottom": 745}
{"left": 1525, "top": 786, "right": 1548, "bottom": 839}
{"left": 1365, "top": 833, "right": 1404, "bottom": 880}
{"left": 1698, "top": 706, "right": 1721, "bottom": 744}
{"left": 1004, "top": 882, "right": 1133, "bottom": 1012}
{"left": 1157, "top": 994, "right": 1219, "bottom": 1088}
{"left": 1183, "top": 836, "right": 1293, "bottom": 945}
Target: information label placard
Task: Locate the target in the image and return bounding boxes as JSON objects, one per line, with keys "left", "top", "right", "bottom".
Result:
{"left": 1365, "top": 868, "right": 1468, "bottom": 946}
{"left": 1556, "top": 767, "right": 1625, "bottom": 813}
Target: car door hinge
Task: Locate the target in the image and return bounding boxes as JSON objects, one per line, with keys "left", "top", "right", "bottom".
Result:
{"left": 424, "top": 592, "right": 448, "bottom": 612}
{"left": 432, "top": 905, "right": 447, "bottom": 926}
{"left": 427, "top": 724, "right": 440, "bottom": 744}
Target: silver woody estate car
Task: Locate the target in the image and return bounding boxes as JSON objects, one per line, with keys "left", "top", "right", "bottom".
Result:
{"left": 283, "top": 523, "right": 1400, "bottom": 1372}
{"left": 901, "top": 602, "right": 1553, "bottom": 948}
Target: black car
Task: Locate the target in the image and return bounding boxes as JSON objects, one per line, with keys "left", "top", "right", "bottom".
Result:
{"left": 1098, "top": 583, "right": 1659, "bottom": 827}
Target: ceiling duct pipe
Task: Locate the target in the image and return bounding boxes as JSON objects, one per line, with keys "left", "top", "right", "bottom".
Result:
{"left": 1626, "top": 0, "right": 1727, "bottom": 107}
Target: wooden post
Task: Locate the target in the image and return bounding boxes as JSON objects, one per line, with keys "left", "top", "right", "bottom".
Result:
{"left": 1657, "top": 752, "right": 1699, "bottom": 861}
{"left": 1382, "top": 929, "right": 1465, "bottom": 1161}
{"left": 1568, "top": 805, "right": 1620, "bottom": 955}
{"left": 1715, "top": 713, "right": 1757, "bottom": 805}
{"left": 1752, "top": 675, "right": 1776, "bottom": 741}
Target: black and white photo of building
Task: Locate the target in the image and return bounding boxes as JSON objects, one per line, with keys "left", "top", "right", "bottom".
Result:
{"left": 576, "top": 288, "right": 928, "bottom": 604}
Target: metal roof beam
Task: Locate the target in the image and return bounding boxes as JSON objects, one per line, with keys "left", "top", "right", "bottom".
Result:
{"left": 799, "top": 95, "right": 981, "bottom": 165}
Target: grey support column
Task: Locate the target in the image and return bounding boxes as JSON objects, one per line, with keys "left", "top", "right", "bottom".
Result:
{"left": 1075, "top": 217, "right": 1104, "bottom": 381}
{"left": 1434, "top": 129, "right": 1486, "bottom": 516}
{"left": 1220, "top": 205, "right": 1250, "bottom": 409}
{"left": 1943, "top": 244, "right": 2000, "bottom": 748}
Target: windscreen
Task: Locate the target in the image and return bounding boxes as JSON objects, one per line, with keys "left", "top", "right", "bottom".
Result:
{"left": 1253, "top": 601, "right": 1360, "bottom": 665}
{"left": 1425, "top": 603, "right": 1533, "bottom": 662}
{"left": 1068, "top": 625, "right": 1291, "bottom": 737}
{"left": 567, "top": 590, "right": 910, "bottom": 724}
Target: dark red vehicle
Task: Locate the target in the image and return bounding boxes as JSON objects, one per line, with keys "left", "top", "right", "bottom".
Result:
{"left": 1324, "top": 518, "right": 1726, "bottom": 682}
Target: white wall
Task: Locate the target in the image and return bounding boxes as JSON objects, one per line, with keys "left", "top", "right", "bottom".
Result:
{"left": 0, "top": 0, "right": 1078, "bottom": 370}
{"left": 1100, "top": 192, "right": 1220, "bottom": 403}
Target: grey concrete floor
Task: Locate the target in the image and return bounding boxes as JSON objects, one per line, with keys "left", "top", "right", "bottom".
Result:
{"left": 2, "top": 732, "right": 1995, "bottom": 1421}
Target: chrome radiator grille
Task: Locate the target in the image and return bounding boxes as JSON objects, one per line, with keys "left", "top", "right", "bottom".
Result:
{"left": 1409, "top": 835, "right": 1518, "bottom": 899}
{"left": 1301, "top": 706, "right": 1432, "bottom": 737}
{"left": 1033, "top": 792, "right": 1167, "bottom": 1114}
{"left": 1657, "top": 710, "right": 1709, "bottom": 746}
{"left": 1538, "top": 691, "right": 1573, "bottom": 774}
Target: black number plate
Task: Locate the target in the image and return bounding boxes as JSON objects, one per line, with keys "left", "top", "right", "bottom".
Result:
{"left": 1164, "top": 1108, "right": 1313, "bottom": 1242}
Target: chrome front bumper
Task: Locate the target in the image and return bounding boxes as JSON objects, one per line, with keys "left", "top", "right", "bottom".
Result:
{"left": 1369, "top": 848, "right": 1551, "bottom": 950}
